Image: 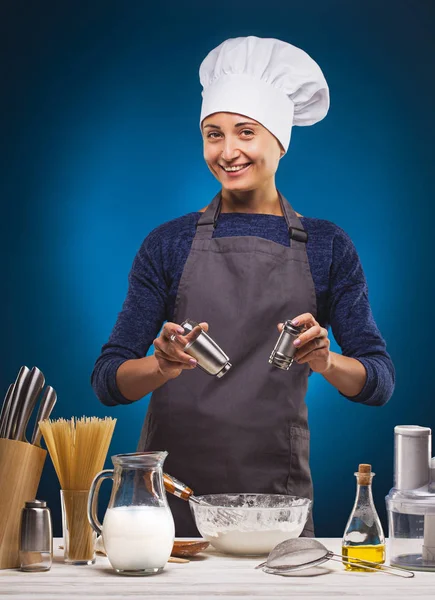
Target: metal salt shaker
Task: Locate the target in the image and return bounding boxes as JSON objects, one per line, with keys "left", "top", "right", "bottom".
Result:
{"left": 180, "top": 319, "right": 232, "bottom": 378}
{"left": 19, "top": 499, "right": 53, "bottom": 572}
{"left": 269, "top": 320, "right": 303, "bottom": 370}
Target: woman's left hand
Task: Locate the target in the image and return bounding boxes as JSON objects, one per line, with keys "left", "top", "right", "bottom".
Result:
{"left": 278, "top": 313, "right": 331, "bottom": 374}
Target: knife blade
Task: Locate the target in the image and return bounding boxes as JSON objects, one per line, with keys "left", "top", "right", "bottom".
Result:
{"left": 0, "top": 383, "right": 15, "bottom": 438}
{"left": 13, "top": 366, "right": 45, "bottom": 442}
{"left": 30, "top": 386, "right": 57, "bottom": 446}
{"left": 3, "top": 366, "right": 30, "bottom": 440}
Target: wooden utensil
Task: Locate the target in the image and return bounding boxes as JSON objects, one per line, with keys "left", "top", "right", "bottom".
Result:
{"left": 168, "top": 556, "right": 190, "bottom": 563}
{"left": 172, "top": 539, "right": 210, "bottom": 557}
{"left": 163, "top": 473, "right": 240, "bottom": 525}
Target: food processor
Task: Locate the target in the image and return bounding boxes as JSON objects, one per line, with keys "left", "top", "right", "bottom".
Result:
{"left": 386, "top": 425, "right": 435, "bottom": 571}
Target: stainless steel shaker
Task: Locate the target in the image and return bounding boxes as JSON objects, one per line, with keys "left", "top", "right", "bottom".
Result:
{"left": 180, "top": 319, "right": 232, "bottom": 378}
{"left": 269, "top": 320, "right": 303, "bottom": 370}
{"left": 19, "top": 499, "right": 53, "bottom": 572}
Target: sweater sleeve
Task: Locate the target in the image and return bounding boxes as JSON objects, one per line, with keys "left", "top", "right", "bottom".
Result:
{"left": 91, "top": 228, "right": 169, "bottom": 407}
{"left": 328, "top": 227, "right": 395, "bottom": 407}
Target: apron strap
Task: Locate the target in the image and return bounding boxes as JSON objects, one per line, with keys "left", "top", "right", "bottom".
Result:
{"left": 196, "top": 191, "right": 308, "bottom": 247}
{"left": 195, "top": 193, "right": 222, "bottom": 240}
{"left": 278, "top": 192, "right": 309, "bottom": 249}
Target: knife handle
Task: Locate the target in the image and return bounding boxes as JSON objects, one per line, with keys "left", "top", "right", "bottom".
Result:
{"left": 4, "top": 366, "right": 30, "bottom": 440}
{"left": 31, "top": 386, "right": 57, "bottom": 446}
{"left": 14, "top": 367, "right": 45, "bottom": 442}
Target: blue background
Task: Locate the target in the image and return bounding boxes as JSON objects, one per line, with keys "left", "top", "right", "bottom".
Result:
{"left": 1, "top": 0, "right": 434, "bottom": 537}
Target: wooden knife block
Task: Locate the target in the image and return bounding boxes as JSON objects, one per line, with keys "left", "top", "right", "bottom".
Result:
{"left": 0, "top": 438, "right": 46, "bottom": 569}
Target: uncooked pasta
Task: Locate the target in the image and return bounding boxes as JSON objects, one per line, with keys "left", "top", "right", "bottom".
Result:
{"left": 39, "top": 417, "right": 116, "bottom": 562}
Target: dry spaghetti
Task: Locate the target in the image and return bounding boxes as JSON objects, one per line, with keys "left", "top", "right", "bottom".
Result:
{"left": 39, "top": 417, "right": 116, "bottom": 562}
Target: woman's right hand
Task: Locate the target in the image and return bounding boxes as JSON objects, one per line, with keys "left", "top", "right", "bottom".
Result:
{"left": 153, "top": 322, "right": 209, "bottom": 380}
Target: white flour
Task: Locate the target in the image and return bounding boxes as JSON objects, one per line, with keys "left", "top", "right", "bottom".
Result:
{"left": 192, "top": 494, "right": 309, "bottom": 555}
{"left": 205, "top": 521, "right": 304, "bottom": 555}
{"left": 195, "top": 505, "right": 305, "bottom": 556}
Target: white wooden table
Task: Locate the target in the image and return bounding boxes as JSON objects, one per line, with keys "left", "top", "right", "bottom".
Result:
{"left": 0, "top": 538, "right": 432, "bottom": 599}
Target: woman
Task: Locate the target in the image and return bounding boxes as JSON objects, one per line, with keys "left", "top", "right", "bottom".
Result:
{"left": 92, "top": 36, "right": 395, "bottom": 537}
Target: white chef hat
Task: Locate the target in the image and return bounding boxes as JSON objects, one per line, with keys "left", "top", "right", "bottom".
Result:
{"left": 199, "top": 36, "right": 330, "bottom": 152}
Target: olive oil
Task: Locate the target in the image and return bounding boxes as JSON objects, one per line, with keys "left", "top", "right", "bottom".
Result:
{"left": 342, "top": 544, "right": 385, "bottom": 571}
{"left": 341, "top": 464, "right": 386, "bottom": 573}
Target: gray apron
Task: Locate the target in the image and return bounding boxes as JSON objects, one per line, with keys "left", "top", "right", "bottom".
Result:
{"left": 138, "top": 192, "right": 317, "bottom": 537}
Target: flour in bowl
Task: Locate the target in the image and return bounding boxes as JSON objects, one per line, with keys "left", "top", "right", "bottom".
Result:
{"left": 205, "top": 521, "right": 304, "bottom": 555}
{"left": 192, "top": 495, "right": 307, "bottom": 555}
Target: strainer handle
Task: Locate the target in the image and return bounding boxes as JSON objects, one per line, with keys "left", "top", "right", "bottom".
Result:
{"left": 331, "top": 552, "right": 415, "bottom": 578}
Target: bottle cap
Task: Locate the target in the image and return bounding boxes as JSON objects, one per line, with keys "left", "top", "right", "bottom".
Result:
{"left": 356, "top": 464, "right": 374, "bottom": 485}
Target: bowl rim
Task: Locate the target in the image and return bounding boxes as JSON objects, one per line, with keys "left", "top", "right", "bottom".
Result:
{"left": 190, "top": 493, "right": 311, "bottom": 510}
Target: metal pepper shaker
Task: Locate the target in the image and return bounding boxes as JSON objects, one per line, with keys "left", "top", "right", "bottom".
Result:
{"left": 269, "top": 320, "right": 303, "bottom": 370}
{"left": 180, "top": 319, "right": 232, "bottom": 378}
{"left": 19, "top": 499, "right": 53, "bottom": 572}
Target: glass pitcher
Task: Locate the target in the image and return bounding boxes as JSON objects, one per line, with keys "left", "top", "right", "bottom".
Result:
{"left": 87, "top": 451, "right": 175, "bottom": 575}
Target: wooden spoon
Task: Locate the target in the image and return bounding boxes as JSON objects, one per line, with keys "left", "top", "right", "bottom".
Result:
{"left": 171, "top": 540, "right": 210, "bottom": 558}
{"left": 168, "top": 556, "right": 190, "bottom": 564}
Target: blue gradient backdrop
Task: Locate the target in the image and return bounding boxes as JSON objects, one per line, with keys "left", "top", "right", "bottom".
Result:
{"left": 1, "top": 0, "right": 434, "bottom": 536}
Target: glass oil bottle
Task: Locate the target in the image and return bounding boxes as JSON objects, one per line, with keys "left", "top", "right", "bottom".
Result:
{"left": 342, "top": 464, "right": 386, "bottom": 571}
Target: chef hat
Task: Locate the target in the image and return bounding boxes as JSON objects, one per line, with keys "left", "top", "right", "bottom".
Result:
{"left": 199, "top": 36, "right": 330, "bottom": 152}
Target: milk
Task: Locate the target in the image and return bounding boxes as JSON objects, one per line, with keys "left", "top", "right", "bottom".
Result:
{"left": 102, "top": 505, "right": 175, "bottom": 572}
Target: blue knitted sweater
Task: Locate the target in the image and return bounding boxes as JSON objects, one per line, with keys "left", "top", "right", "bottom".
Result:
{"left": 92, "top": 212, "right": 395, "bottom": 407}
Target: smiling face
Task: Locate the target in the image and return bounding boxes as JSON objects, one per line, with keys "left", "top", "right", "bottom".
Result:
{"left": 201, "top": 113, "right": 284, "bottom": 192}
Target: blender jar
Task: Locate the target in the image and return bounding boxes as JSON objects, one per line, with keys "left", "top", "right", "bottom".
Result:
{"left": 386, "top": 487, "right": 435, "bottom": 571}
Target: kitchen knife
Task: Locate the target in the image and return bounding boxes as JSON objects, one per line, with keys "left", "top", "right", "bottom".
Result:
{"left": 3, "top": 366, "right": 30, "bottom": 439}
{"left": 30, "top": 386, "right": 57, "bottom": 446}
{"left": 0, "top": 383, "right": 15, "bottom": 438}
{"left": 13, "top": 366, "right": 45, "bottom": 442}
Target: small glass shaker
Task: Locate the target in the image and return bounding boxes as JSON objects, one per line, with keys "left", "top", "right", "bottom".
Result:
{"left": 19, "top": 499, "right": 53, "bottom": 572}
{"left": 269, "top": 320, "right": 303, "bottom": 370}
{"left": 178, "top": 319, "right": 232, "bottom": 378}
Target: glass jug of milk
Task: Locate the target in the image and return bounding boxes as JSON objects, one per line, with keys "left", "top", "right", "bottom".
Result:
{"left": 87, "top": 451, "right": 175, "bottom": 575}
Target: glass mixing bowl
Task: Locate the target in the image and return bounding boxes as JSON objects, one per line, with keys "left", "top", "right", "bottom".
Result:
{"left": 189, "top": 493, "right": 311, "bottom": 555}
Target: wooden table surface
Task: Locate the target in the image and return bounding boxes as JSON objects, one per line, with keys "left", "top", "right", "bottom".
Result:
{"left": 0, "top": 538, "right": 432, "bottom": 599}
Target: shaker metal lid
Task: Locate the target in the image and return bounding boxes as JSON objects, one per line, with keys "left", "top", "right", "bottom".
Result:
{"left": 216, "top": 362, "right": 232, "bottom": 378}
{"left": 283, "top": 320, "right": 303, "bottom": 334}
{"left": 24, "top": 499, "right": 47, "bottom": 508}
{"left": 181, "top": 319, "right": 198, "bottom": 334}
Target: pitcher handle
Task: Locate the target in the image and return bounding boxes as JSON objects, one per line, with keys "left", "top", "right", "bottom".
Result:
{"left": 87, "top": 469, "right": 114, "bottom": 536}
